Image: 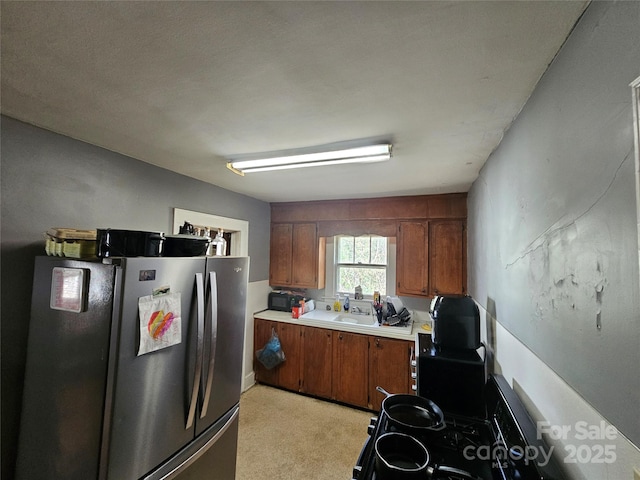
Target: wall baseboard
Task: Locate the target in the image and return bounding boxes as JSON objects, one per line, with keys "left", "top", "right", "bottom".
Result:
{"left": 242, "top": 372, "right": 256, "bottom": 393}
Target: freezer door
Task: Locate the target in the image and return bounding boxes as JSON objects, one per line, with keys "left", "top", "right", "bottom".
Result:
{"left": 16, "top": 257, "right": 116, "bottom": 480}
{"left": 142, "top": 403, "right": 240, "bottom": 480}
{"left": 196, "top": 256, "right": 248, "bottom": 435}
{"left": 106, "top": 257, "right": 206, "bottom": 480}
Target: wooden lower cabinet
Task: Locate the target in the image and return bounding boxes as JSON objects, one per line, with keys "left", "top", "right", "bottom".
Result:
{"left": 300, "top": 327, "right": 333, "bottom": 398}
{"left": 332, "top": 331, "right": 369, "bottom": 408}
{"left": 277, "top": 322, "right": 303, "bottom": 391}
{"left": 368, "top": 336, "right": 414, "bottom": 412}
{"left": 254, "top": 319, "right": 279, "bottom": 386}
{"left": 253, "top": 317, "right": 413, "bottom": 410}
{"left": 253, "top": 319, "right": 302, "bottom": 389}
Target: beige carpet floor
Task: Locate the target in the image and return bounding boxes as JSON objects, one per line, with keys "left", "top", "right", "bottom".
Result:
{"left": 237, "top": 384, "right": 373, "bottom": 480}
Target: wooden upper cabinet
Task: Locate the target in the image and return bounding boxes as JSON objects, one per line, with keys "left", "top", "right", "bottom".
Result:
{"left": 429, "top": 220, "right": 466, "bottom": 296}
{"left": 269, "top": 223, "right": 293, "bottom": 286}
{"left": 269, "top": 222, "right": 325, "bottom": 289}
{"left": 397, "top": 220, "right": 467, "bottom": 298}
{"left": 269, "top": 194, "right": 467, "bottom": 295}
{"left": 291, "top": 223, "right": 323, "bottom": 288}
{"left": 396, "top": 221, "right": 429, "bottom": 297}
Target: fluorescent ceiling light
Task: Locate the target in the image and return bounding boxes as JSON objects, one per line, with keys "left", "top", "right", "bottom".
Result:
{"left": 226, "top": 144, "right": 392, "bottom": 175}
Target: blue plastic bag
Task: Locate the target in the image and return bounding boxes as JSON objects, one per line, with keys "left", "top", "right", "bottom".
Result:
{"left": 256, "top": 328, "right": 286, "bottom": 369}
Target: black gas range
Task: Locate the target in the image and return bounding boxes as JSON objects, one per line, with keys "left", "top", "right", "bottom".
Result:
{"left": 352, "top": 374, "right": 565, "bottom": 480}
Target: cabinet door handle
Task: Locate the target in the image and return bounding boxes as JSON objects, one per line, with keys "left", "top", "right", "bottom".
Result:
{"left": 339, "top": 334, "right": 343, "bottom": 340}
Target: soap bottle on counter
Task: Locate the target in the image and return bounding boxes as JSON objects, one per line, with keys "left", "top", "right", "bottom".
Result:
{"left": 343, "top": 295, "right": 349, "bottom": 312}
{"left": 333, "top": 295, "right": 341, "bottom": 312}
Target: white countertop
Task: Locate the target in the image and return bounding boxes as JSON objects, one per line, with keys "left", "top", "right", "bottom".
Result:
{"left": 253, "top": 309, "right": 426, "bottom": 341}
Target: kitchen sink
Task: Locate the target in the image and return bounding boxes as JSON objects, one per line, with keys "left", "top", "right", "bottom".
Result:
{"left": 297, "top": 309, "right": 413, "bottom": 336}
{"left": 299, "top": 309, "right": 377, "bottom": 326}
{"left": 334, "top": 314, "right": 377, "bottom": 326}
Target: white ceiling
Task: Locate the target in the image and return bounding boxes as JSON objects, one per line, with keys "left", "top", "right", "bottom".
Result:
{"left": 1, "top": 1, "right": 588, "bottom": 203}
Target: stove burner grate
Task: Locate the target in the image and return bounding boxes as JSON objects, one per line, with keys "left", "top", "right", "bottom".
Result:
{"left": 434, "top": 418, "right": 488, "bottom": 452}
{"left": 352, "top": 375, "right": 565, "bottom": 480}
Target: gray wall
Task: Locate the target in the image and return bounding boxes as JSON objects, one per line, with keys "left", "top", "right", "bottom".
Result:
{"left": 468, "top": 1, "right": 640, "bottom": 445}
{"left": 0, "top": 116, "right": 271, "bottom": 478}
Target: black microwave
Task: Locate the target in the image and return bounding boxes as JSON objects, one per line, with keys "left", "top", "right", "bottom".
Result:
{"left": 268, "top": 291, "right": 304, "bottom": 312}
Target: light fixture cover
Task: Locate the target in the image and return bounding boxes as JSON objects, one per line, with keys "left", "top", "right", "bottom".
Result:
{"left": 227, "top": 144, "right": 392, "bottom": 175}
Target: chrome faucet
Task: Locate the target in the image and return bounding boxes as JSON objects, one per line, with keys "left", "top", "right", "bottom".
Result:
{"left": 351, "top": 306, "right": 370, "bottom": 315}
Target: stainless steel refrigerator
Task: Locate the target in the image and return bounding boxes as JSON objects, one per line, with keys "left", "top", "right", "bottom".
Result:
{"left": 16, "top": 255, "right": 249, "bottom": 480}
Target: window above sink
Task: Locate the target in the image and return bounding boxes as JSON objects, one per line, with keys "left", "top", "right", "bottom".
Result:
{"left": 330, "top": 235, "right": 396, "bottom": 298}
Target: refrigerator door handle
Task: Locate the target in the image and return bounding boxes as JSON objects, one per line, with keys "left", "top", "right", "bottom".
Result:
{"left": 142, "top": 405, "right": 240, "bottom": 480}
{"left": 200, "top": 271, "right": 218, "bottom": 418}
{"left": 186, "top": 272, "right": 205, "bottom": 429}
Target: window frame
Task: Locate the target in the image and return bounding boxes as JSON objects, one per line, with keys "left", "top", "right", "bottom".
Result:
{"left": 333, "top": 234, "right": 390, "bottom": 297}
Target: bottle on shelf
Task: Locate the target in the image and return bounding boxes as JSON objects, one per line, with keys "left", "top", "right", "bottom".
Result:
{"left": 211, "top": 229, "right": 227, "bottom": 256}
